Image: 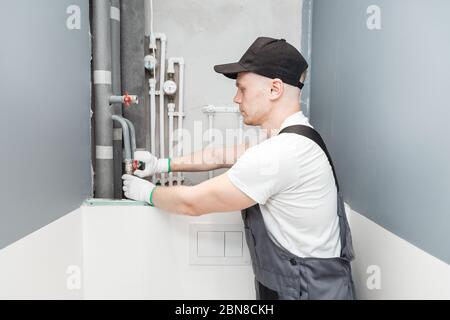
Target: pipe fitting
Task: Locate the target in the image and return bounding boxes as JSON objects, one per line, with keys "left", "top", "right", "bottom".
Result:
{"left": 167, "top": 102, "right": 176, "bottom": 115}
{"left": 149, "top": 34, "right": 157, "bottom": 50}
{"left": 144, "top": 55, "right": 157, "bottom": 71}
{"left": 167, "top": 57, "right": 185, "bottom": 74}
{"left": 202, "top": 104, "right": 216, "bottom": 114}
{"left": 202, "top": 104, "right": 240, "bottom": 114}
{"left": 154, "top": 32, "right": 167, "bottom": 42}
{"left": 124, "top": 159, "right": 133, "bottom": 175}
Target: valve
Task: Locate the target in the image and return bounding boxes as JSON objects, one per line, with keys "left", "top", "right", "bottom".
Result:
{"left": 109, "top": 92, "right": 139, "bottom": 107}
{"left": 144, "top": 55, "right": 157, "bottom": 72}
{"left": 132, "top": 160, "right": 145, "bottom": 173}
{"left": 123, "top": 92, "right": 137, "bottom": 107}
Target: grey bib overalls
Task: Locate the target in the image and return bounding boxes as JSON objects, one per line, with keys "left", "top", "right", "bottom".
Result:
{"left": 242, "top": 125, "right": 355, "bottom": 300}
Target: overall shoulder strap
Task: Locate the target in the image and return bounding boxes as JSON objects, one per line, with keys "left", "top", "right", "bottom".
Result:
{"left": 279, "top": 125, "right": 340, "bottom": 191}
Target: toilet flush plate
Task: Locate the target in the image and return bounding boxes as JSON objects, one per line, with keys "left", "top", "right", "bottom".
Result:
{"left": 189, "top": 224, "right": 251, "bottom": 266}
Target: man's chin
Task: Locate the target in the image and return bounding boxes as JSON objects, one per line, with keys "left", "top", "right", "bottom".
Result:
{"left": 242, "top": 115, "right": 256, "bottom": 126}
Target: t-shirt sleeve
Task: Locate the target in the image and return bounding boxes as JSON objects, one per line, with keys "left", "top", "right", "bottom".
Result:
{"left": 227, "top": 138, "right": 298, "bottom": 205}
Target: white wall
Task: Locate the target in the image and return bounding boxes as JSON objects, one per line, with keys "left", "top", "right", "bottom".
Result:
{"left": 81, "top": 203, "right": 450, "bottom": 300}
{"left": 1, "top": 202, "right": 449, "bottom": 300}
{"left": 0, "top": 209, "right": 83, "bottom": 299}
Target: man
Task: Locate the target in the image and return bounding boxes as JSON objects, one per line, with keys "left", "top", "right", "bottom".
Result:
{"left": 123, "top": 37, "right": 355, "bottom": 300}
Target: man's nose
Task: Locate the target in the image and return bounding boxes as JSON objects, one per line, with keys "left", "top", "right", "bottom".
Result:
{"left": 233, "top": 93, "right": 241, "bottom": 104}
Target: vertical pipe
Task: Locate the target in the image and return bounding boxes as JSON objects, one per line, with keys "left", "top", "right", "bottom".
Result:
{"left": 123, "top": 118, "right": 136, "bottom": 158}
{"left": 110, "top": 0, "right": 122, "bottom": 199}
{"left": 156, "top": 34, "right": 167, "bottom": 185}
{"left": 208, "top": 113, "right": 214, "bottom": 179}
{"left": 111, "top": 116, "right": 132, "bottom": 161}
{"left": 168, "top": 58, "right": 185, "bottom": 185}
{"left": 149, "top": 79, "right": 157, "bottom": 184}
{"left": 93, "top": 0, "right": 114, "bottom": 198}
{"left": 176, "top": 61, "right": 185, "bottom": 185}
{"left": 301, "top": 0, "right": 313, "bottom": 119}
{"left": 145, "top": 0, "right": 157, "bottom": 177}
{"left": 111, "top": 115, "right": 132, "bottom": 175}
{"left": 168, "top": 103, "right": 175, "bottom": 186}
{"left": 144, "top": 0, "right": 153, "bottom": 37}
{"left": 238, "top": 114, "right": 244, "bottom": 145}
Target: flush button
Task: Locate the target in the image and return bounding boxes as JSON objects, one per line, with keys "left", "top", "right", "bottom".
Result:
{"left": 225, "top": 231, "right": 243, "bottom": 257}
{"left": 197, "top": 231, "right": 225, "bottom": 257}
{"left": 189, "top": 224, "right": 251, "bottom": 266}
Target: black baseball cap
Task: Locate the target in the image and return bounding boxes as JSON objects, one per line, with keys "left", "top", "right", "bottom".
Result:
{"left": 214, "top": 37, "right": 309, "bottom": 89}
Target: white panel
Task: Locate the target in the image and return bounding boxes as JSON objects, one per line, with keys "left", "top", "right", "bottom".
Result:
{"left": 82, "top": 206, "right": 255, "bottom": 299}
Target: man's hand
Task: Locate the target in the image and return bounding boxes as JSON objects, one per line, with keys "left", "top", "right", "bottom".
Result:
{"left": 122, "top": 174, "right": 156, "bottom": 204}
{"left": 133, "top": 151, "right": 169, "bottom": 178}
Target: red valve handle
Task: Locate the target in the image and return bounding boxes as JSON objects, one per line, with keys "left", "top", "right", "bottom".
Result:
{"left": 123, "top": 92, "right": 132, "bottom": 107}
{"left": 132, "top": 160, "right": 144, "bottom": 172}
{"left": 132, "top": 160, "right": 139, "bottom": 170}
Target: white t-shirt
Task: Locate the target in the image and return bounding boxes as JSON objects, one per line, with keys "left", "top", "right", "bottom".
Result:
{"left": 227, "top": 111, "right": 341, "bottom": 258}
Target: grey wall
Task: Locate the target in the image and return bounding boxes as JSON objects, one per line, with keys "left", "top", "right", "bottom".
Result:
{"left": 0, "top": 0, "right": 92, "bottom": 249}
{"left": 152, "top": 0, "right": 304, "bottom": 185}
{"left": 310, "top": 0, "right": 450, "bottom": 263}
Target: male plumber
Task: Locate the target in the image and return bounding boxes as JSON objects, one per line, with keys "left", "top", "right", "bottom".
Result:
{"left": 122, "top": 37, "right": 355, "bottom": 300}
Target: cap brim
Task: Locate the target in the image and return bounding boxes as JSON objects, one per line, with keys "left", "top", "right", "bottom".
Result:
{"left": 214, "top": 62, "right": 248, "bottom": 79}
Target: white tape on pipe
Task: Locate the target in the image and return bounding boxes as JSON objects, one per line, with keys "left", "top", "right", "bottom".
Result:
{"left": 110, "top": 7, "right": 120, "bottom": 21}
{"left": 93, "top": 70, "right": 112, "bottom": 85}
{"left": 96, "top": 146, "right": 113, "bottom": 160}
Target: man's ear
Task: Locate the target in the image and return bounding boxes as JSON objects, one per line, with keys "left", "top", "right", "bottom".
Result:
{"left": 269, "top": 79, "right": 284, "bottom": 100}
